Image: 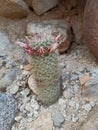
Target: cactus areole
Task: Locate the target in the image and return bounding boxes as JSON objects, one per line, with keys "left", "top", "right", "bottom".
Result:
{"left": 18, "top": 34, "right": 62, "bottom": 105}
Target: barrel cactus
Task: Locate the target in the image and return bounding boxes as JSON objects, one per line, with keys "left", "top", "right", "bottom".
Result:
{"left": 18, "top": 34, "right": 62, "bottom": 105}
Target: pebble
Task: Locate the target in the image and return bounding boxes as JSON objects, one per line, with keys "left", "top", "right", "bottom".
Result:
{"left": 14, "top": 115, "right": 22, "bottom": 122}
{"left": 63, "top": 89, "right": 73, "bottom": 99}
{"left": 51, "top": 107, "right": 65, "bottom": 127}
{"left": 20, "top": 88, "right": 30, "bottom": 97}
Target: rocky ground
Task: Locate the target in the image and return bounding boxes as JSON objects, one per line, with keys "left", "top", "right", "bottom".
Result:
{"left": 0, "top": 4, "right": 98, "bottom": 130}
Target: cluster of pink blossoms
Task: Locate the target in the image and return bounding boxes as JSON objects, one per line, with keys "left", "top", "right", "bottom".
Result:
{"left": 18, "top": 34, "right": 61, "bottom": 57}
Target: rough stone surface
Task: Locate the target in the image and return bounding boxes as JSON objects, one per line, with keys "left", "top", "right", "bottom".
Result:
{"left": 26, "top": 20, "right": 72, "bottom": 54}
{"left": 83, "top": 78, "right": 98, "bottom": 100}
{"left": 24, "top": 0, "right": 32, "bottom": 7}
{"left": 29, "top": 111, "right": 53, "bottom": 130}
{"left": 83, "top": 0, "right": 98, "bottom": 61}
{"left": 0, "top": 93, "right": 17, "bottom": 130}
{"left": 51, "top": 107, "right": 65, "bottom": 127}
{"left": 32, "top": 0, "right": 58, "bottom": 15}
{"left": 0, "top": 0, "right": 30, "bottom": 19}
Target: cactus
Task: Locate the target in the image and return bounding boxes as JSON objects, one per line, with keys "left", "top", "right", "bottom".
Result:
{"left": 18, "top": 35, "right": 61, "bottom": 105}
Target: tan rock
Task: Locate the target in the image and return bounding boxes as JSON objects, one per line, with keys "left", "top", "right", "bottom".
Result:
{"left": 79, "top": 75, "right": 92, "bottom": 86}
{"left": 32, "top": 0, "right": 58, "bottom": 15}
{"left": 24, "top": 0, "right": 32, "bottom": 7}
{"left": 0, "top": 0, "right": 30, "bottom": 19}
{"left": 28, "top": 111, "right": 53, "bottom": 130}
{"left": 83, "top": 0, "right": 98, "bottom": 61}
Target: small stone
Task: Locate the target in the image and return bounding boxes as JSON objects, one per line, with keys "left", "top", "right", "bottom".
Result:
{"left": 51, "top": 107, "right": 65, "bottom": 127}
{"left": 63, "top": 89, "right": 73, "bottom": 99}
{"left": 15, "top": 115, "right": 22, "bottom": 122}
{"left": 83, "top": 78, "right": 98, "bottom": 100}
{"left": 79, "top": 75, "right": 92, "bottom": 86}
{"left": 29, "top": 111, "right": 53, "bottom": 130}
{"left": 20, "top": 104, "right": 25, "bottom": 112}
{"left": 20, "top": 65, "right": 24, "bottom": 70}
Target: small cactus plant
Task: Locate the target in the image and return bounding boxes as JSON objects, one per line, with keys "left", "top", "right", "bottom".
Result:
{"left": 18, "top": 34, "right": 62, "bottom": 105}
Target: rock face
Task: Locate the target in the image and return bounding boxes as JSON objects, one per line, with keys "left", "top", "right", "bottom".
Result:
{"left": 26, "top": 20, "right": 72, "bottom": 54}
{"left": 0, "top": 93, "right": 18, "bottom": 130}
{"left": 0, "top": 0, "right": 30, "bottom": 19}
{"left": 83, "top": 0, "right": 98, "bottom": 61}
{"left": 32, "top": 0, "right": 58, "bottom": 15}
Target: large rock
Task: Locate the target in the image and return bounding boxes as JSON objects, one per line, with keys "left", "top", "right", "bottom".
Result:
{"left": 0, "top": 0, "right": 30, "bottom": 19}
{"left": 0, "top": 93, "right": 18, "bottom": 130}
{"left": 26, "top": 20, "right": 72, "bottom": 54}
{"left": 83, "top": 0, "right": 98, "bottom": 61}
{"left": 32, "top": 0, "right": 59, "bottom": 15}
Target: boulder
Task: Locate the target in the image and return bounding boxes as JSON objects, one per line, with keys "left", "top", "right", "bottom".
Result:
{"left": 0, "top": 0, "right": 30, "bottom": 19}
{"left": 83, "top": 0, "right": 98, "bottom": 61}
{"left": 32, "top": 0, "right": 59, "bottom": 15}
